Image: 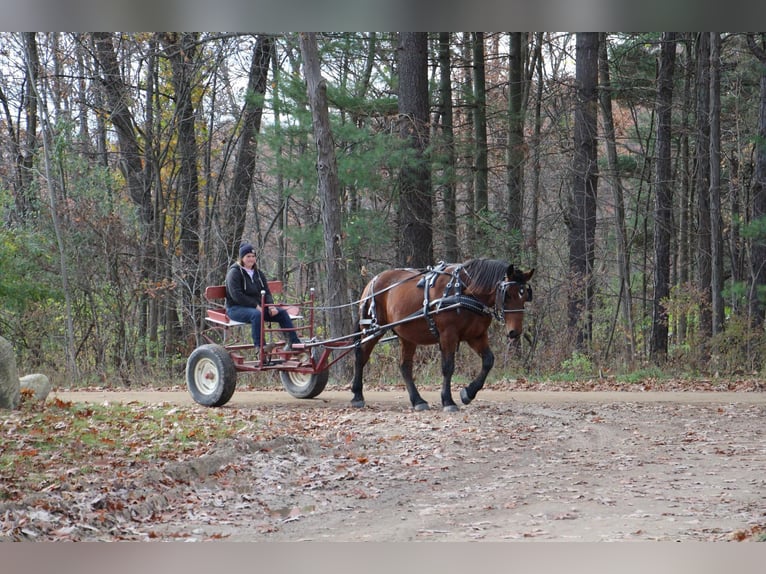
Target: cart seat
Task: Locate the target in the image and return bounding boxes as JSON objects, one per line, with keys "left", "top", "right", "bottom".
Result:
{"left": 204, "top": 282, "right": 302, "bottom": 327}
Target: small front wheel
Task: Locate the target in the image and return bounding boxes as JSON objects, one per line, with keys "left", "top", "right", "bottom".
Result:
{"left": 279, "top": 346, "right": 329, "bottom": 399}
{"left": 186, "top": 344, "right": 237, "bottom": 407}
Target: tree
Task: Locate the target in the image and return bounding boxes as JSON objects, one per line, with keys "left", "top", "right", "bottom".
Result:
{"left": 599, "top": 32, "right": 635, "bottom": 362}
{"left": 650, "top": 32, "right": 677, "bottom": 361}
{"left": 506, "top": 32, "right": 525, "bottom": 235}
{"left": 437, "top": 32, "right": 458, "bottom": 262}
{"left": 219, "top": 35, "right": 273, "bottom": 276}
{"left": 708, "top": 32, "right": 725, "bottom": 338}
{"left": 299, "top": 32, "right": 354, "bottom": 370}
{"left": 694, "top": 33, "right": 712, "bottom": 337}
{"left": 568, "top": 33, "right": 600, "bottom": 348}
{"left": 746, "top": 33, "right": 766, "bottom": 327}
{"left": 395, "top": 32, "right": 433, "bottom": 267}
{"left": 161, "top": 33, "right": 202, "bottom": 342}
{"left": 473, "top": 32, "right": 489, "bottom": 236}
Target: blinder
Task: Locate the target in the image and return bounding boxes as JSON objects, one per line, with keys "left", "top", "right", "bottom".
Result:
{"left": 493, "top": 280, "right": 532, "bottom": 320}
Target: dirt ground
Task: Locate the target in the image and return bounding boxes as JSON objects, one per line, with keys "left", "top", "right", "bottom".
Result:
{"left": 48, "top": 387, "right": 766, "bottom": 542}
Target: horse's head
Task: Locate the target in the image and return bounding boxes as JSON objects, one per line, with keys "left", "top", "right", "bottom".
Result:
{"left": 496, "top": 265, "right": 534, "bottom": 340}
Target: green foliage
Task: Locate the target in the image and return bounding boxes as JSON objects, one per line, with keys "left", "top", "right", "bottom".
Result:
{"left": 709, "top": 314, "right": 766, "bottom": 374}
{"left": 615, "top": 365, "right": 667, "bottom": 384}
{"left": 741, "top": 215, "right": 766, "bottom": 240}
{"left": 560, "top": 351, "right": 595, "bottom": 379}
{"left": 472, "top": 209, "right": 526, "bottom": 261}
{"left": 607, "top": 33, "right": 661, "bottom": 106}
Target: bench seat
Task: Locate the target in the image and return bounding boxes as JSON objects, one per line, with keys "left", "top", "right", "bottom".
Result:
{"left": 204, "top": 281, "right": 301, "bottom": 328}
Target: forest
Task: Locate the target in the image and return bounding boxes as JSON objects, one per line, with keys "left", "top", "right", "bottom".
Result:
{"left": 2, "top": 32, "right": 766, "bottom": 388}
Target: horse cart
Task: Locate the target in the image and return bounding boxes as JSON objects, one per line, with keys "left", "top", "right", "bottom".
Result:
{"left": 186, "top": 259, "right": 534, "bottom": 411}
{"left": 185, "top": 281, "right": 354, "bottom": 407}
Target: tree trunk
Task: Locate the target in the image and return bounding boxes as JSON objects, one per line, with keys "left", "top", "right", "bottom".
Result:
{"left": 16, "top": 32, "right": 40, "bottom": 221}
{"left": 506, "top": 32, "right": 524, "bottom": 235}
{"left": 746, "top": 33, "right": 766, "bottom": 327}
{"left": 220, "top": 35, "right": 273, "bottom": 276}
{"left": 299, "top": 32, "right": 354, "bottom": 377}
{"left": 529, "top": 33, "right": 544, "bottom": 269}
{"left": 93, "top": 32, "right": 153, "bottom": 226}
{"left": 694, "top": 33, "right": 712, "bottom": 337}
{"left": 438, "top": 32, "right": 458, "bottom": 262}
{"left": 473, "top": 32, "right": 489, "bottom": 231}
{"left": 395, "top": 32, "right": 433, "bottom": 267}
{"left": 709, "top": 32, "right": 725, "bottom": 338}
{"left": 598, "top": 32, "right": 635, "bottom": 363}
{"left": 162, "top": 32, "right": 202, "bottom": 347}
{"left": 568, "top": 33, "right": 600, "bottom": 348}
{"left": 651, "top": 32, "right": 676, "bottom": 361}
{"left": 677, "top": 34, "right": 694, "bottom": 347}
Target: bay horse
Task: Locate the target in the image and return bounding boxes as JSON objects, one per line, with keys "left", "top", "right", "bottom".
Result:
{"left": 350, "top": 258, "right": 534, "bottom": 412}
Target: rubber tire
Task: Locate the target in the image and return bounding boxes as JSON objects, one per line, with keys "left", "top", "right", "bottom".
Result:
{"left": 279, "top": 346, "right": 329, "bottom": 399}
{"left": 186, "top": 343, "right": 237, "bottom": 407}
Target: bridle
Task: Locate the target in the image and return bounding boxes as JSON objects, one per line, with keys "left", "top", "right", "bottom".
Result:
{"left": 493, "top": 280, "right": 532, "bottom": 321}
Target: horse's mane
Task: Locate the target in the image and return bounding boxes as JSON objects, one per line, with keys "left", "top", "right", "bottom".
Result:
{"left": 461, "top": 258, "right": 510, "bottom": 294}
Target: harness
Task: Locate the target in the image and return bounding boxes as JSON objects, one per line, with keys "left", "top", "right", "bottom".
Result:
{"left": 359, "top": 263, "right": 530, "bottom": 343}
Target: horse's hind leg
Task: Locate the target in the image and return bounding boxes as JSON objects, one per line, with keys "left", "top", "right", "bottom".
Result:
{"left": 459, "top": 337, "right": 494, "bottom": 405}
{"left": 399, "top": 340, "right": 429, "bottom": 411}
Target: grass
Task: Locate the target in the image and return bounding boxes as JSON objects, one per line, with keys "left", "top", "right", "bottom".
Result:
{"left": 0, "top": 394, "right": 253, "bottom": 500}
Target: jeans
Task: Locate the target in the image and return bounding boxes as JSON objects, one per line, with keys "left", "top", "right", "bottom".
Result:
{"left": 226, "top": 305, "right": 301, "bottom": 347}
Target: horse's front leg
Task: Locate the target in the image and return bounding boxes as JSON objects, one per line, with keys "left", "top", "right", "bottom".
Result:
{"left": 350, "top": 333, "right": 381, "bottom": 408}
{"left": 399, "top": 340, "right": 429, "bottom": 411}
{"left": 459, "top": 336, "right": 494, "bottom": 405}
{"left": 439, "top": 342, "right": 459, "bottom": 412}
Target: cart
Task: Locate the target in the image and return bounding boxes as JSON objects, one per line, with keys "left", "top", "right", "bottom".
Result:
{"left": 185, "top": 281, "right": 354, "bottom": 407}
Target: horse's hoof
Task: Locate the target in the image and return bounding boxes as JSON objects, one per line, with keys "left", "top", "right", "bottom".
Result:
{"left": 460, "top": 388, "right": 472, "bottom": 405}
{"left": 443, "top": 405, "right": 459, "bottom": 413}
{"left": 350, "top": 399, "right": 365, "bottom": 408}
{"left": 413, "top": 402, "right": 430, "bottom": 411}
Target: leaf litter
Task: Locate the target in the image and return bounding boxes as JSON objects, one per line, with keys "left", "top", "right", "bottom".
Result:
{"left": 2, "top": 383, "right": 766, "bottom": 541}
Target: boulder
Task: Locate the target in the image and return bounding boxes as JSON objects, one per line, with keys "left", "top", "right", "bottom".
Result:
{"left": 19, "top": 373, "right": 52, "bottom": 402}
{"left": 0, "top": 335, "right": 20, "bottom": 409}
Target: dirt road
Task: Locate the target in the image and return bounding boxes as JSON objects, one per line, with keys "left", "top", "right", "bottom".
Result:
{"left": 47, "top": 387, "right": 766, "bottom": 541}
{"left": 49, "top": 388, "right": 766, "bottom": 407}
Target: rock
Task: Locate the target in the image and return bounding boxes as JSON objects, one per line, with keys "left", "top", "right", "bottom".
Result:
{"left": 0, "top": 335, "right": 20, "bottom": 409}
{"left": 20, "top": 373, "right": 52, "bottom": 402}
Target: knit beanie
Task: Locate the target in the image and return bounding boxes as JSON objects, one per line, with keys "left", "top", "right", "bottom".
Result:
{"left": 239, "top": 243, "right": 255, "bottom": 259}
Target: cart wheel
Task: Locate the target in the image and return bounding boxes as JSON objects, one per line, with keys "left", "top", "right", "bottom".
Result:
{"left": 186, "top": 344, "right": 237, "bottom": 407}
{"left": 279, "top": 346, "right": 329, "bottom": 399}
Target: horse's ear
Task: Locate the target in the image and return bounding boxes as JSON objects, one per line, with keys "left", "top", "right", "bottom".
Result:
{"left": 526, "top": 268, "right": 535, "bottom": 281}
{"left": 506, "top": 264, "right": 515, "bottom": 281}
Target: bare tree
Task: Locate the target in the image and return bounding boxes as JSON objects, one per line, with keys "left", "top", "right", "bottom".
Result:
{"left": 709, "top": 32, "right": 725, "bottom": 337}
{"left": 746, "top": 33, "right": 766, "bottom": 327}
{"left": 473, "top": 32, "right": 489, "bottom": 231}
{"left": 568, "top": 33, "right": 600, "bottom": 348}
{"left": 437, "top": 32, "right": 458, "bottom": 262}
{"left": 650, "top": 32, "right": 677, "bottom": 361}
{"left": 218, "top": 35, "right": 273, "bottom": 276}
{"left": 299, "top": 32, "right": 354, "bottom": 373}
{"left": 694, "top": 33, "right": 712, "bottom": 336}
{"left": 161, "top": 33, "right": 202, "bottom": 342}
{"left": 599, "top": 32, "right": 635, "bottom": 363}
{"left": 506, "top": 32, "right": 525, "bottom": 234}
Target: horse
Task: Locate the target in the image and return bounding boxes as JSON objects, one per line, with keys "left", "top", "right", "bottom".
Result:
{"left": 350, "top": 258, "right": 534, "bottom": 412}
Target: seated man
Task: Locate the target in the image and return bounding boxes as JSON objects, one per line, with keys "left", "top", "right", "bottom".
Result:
{"left": 225, "top": 243, "right": 300, "bottom": 354}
